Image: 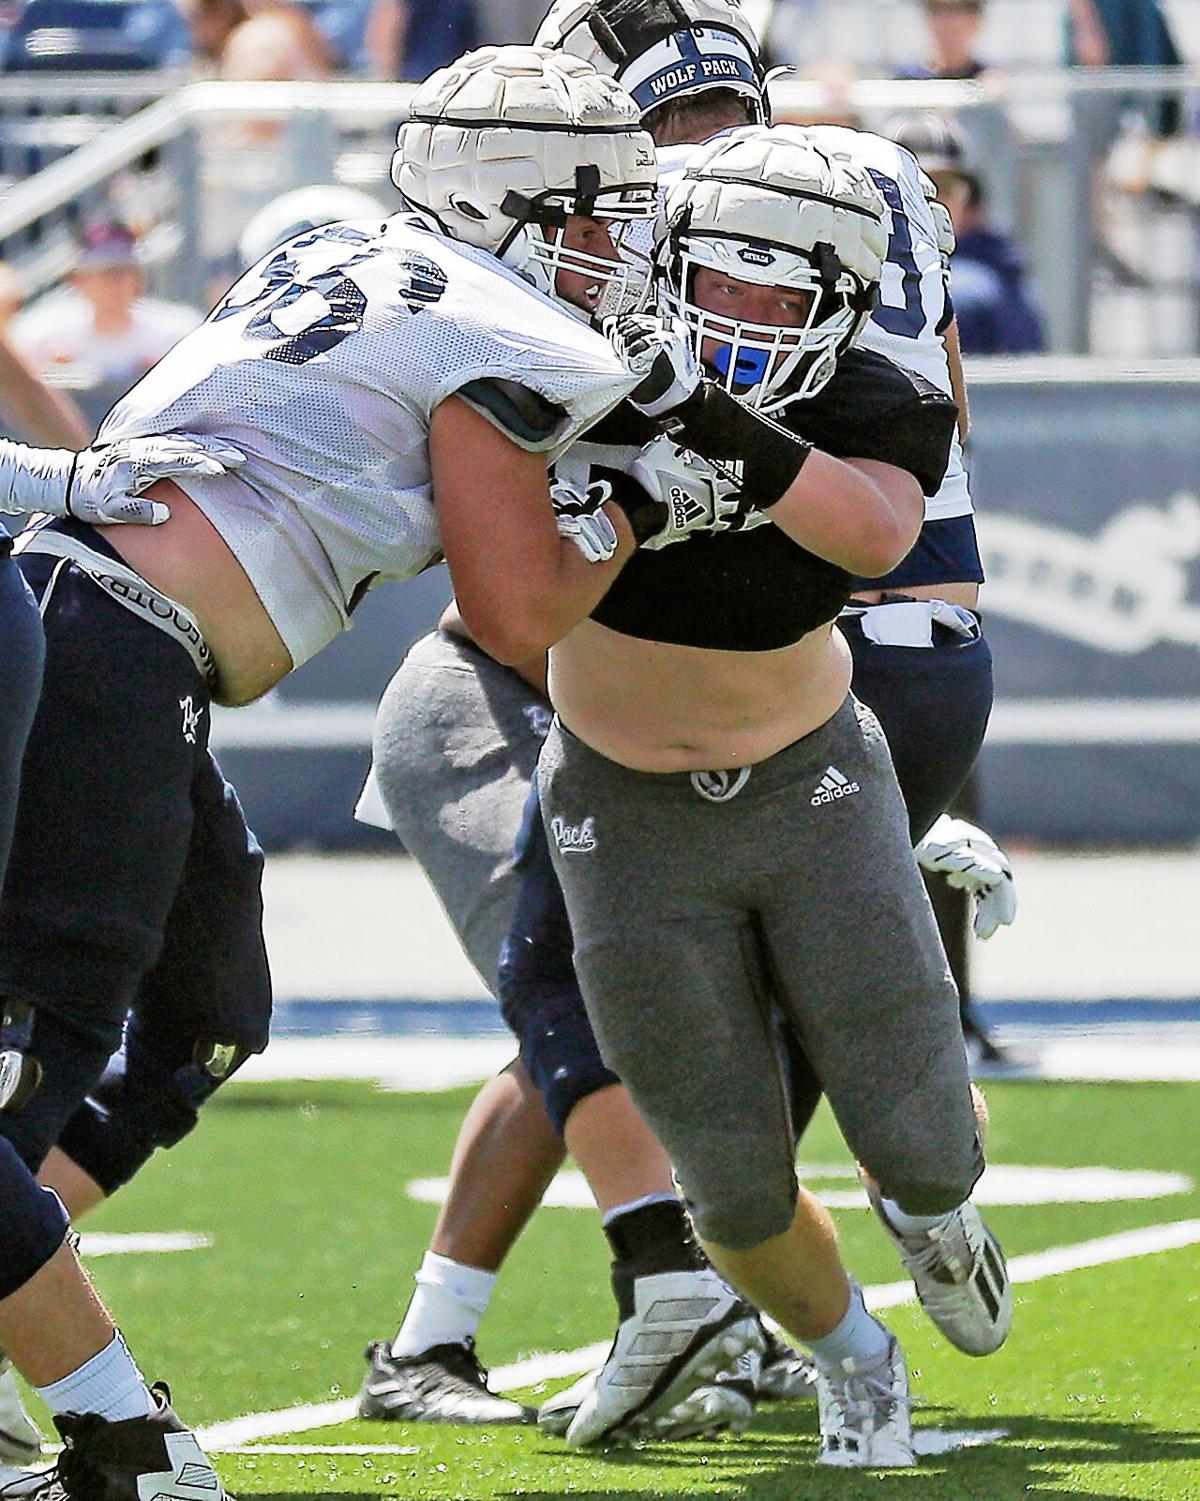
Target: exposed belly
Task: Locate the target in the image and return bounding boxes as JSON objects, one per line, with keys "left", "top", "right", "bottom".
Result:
{"left": 549, "top": 618, "right": 853, "bottom": 773}
{"left": 97, "top": 479, "right": 293, "bottom": 705}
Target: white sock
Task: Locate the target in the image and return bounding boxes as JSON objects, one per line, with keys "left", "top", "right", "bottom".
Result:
{"left": 37, "top": 1333, "right": 154, "bottom": 1423}
{"left": 880, "top": 1197, "right": 957, "bottom": 1238}
{"left": 600, "top": 1192, "right": 678, "bottom": 1227}
{"left": 804, "top": 1283, "right": 891, "bottom": 1370}
{"left": 391, "top": 1252, "right": 497, "bottom": 1359}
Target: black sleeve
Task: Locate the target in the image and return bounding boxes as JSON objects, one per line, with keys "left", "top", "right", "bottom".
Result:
{"left": 585, "top": 399, "right": 660, "bottom": 448}
{"left": 782, "top": 348, "right": 958, "bottom": 497}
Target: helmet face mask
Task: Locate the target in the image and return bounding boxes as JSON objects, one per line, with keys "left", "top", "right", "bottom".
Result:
{"left": 657, "top": 125, "right": 887, "bottom": 411}
{"left": 664, "top": 236, "right": 866, "bottom": 410}
{"left": 392, "top": 46, "right": 658, "bottom": 320}
{"left": 499, "top": 179, "right": 657, "bottom": 321}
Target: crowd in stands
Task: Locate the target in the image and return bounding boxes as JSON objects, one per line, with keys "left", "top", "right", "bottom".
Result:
{"left": 0, "top": 0, "right": 1192, "bottom": 371}
{"left": 0, "top": 0, "right": 1188, "bottom": 83}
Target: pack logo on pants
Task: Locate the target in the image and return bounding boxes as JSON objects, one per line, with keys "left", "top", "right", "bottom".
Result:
{"left": 551, "top": 814, "right": 597, "bottom": 853}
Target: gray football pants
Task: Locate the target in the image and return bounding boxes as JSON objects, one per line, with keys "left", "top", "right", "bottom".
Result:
{"left": 538, "top": 695, "right": 984, "bottom": 1251}
{"left": 371, "top": 629, "right": 549, "bottom": 994}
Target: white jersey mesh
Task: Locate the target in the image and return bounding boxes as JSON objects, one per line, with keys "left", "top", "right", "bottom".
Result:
{"left": 656, "top": 133, "right": 972, "bottom": 522}
{"left": 99, "top": 215, "right": 636, "bottom": 666}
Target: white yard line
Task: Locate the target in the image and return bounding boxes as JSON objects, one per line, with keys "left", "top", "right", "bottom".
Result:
{"left": 79, "top": 1232, "right": 212, "bottom": 1257}
{"left": 198, "top": 1219, "right": 1200, "bottom": 1452}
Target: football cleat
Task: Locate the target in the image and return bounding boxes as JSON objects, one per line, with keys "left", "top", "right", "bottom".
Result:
{"left": 564, "top": 1268, "right": 764, "bottom": 1447}
{"left": 0, "top": 1362, "right": 42, "bottom": 1465}
{"left": 539, "top": 1348, "right": 758, "bottom": 1444}
{"left": 815, "top": 1334, "right": 915, "bottom": 1469}
{"left": 656, "top": 1346, "right": 758, "bottom": 1440}
{"left": 0, "top": 1383, "right": 228, "bottom": 1500}
{"left": 756, "top": 1325, "right": 819, "bottom": 1401}
{"left": 867, "top": 1186, "right": 1012, "bottom": 1356}
{"left": 357, "top": 1340, "right": 534, "bottom": 1425}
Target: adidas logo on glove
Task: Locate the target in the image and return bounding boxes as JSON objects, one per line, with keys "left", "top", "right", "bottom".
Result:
{"left": 667, "top": 483, "right": 707, "bottom": 532}
{"left": 810, "top": 765, "right": 861, "bottom": 807}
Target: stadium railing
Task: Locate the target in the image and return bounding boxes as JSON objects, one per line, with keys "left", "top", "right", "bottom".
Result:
{"left": 0, "top": 68, "right": 1196, "bottom": 355}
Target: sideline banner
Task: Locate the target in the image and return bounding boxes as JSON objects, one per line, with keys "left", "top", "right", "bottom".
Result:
{"left": 967, "top": 367, "right": 1200, "bottom": 842}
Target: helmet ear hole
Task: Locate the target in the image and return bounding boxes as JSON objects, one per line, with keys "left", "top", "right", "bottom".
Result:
{"left": 449, "top": 195, "right": 489, "bottom": 222}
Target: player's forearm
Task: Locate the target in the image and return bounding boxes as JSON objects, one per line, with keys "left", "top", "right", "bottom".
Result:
{"left": 766, "top": 454, "right": 924, "bottom": 578}
{"left": 0, "top": 439, "right": 73, "bottom": 515}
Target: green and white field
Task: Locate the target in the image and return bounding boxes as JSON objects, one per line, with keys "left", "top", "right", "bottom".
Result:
{"left": 28, "top": 1078, "right": 1200, "bottom": 1500}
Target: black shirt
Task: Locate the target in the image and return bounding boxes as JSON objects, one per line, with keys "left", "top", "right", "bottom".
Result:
{"left": 587, "top": 349, "right": 957, "bottom": 652}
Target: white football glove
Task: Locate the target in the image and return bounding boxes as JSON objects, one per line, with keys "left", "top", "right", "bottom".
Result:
{"left": 605, "top": 313, "right": 701, "bottom": 420}
{"left": 915, "top": 814, "right": 1017, "bottom": 940}
{"left": 2, "top": 434, "right": 245, "bottom": 525}
{"left": 628, "top": 435, "right": 748, "bottom": 550}
{"left": 65, "top": 437, "right": 246, "bottom": 525}
{"left": 550, "top": 475, "right": 620, "bottom": 563}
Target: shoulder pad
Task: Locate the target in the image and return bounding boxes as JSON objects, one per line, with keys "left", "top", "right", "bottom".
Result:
{"left": 458, "top": 378, "right": 568, "bottom": 446}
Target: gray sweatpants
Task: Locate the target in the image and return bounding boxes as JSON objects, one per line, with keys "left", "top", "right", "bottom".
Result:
{"left": 538, "top": 695, "right": 984, "bottom": 1250}
{"left": 372, "top": 630, "right": 549, "bottom": 993}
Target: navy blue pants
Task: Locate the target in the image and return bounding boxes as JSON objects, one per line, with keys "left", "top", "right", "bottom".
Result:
{"left": 56, "top": 762, "right": 270, "bottom": 1194}
{"left": 0, "top": 522, "right": 269, "bottom": 1178}
{"left": 499, "top": 613, "right": 993, "bottom": 1141}
{"left": 0, "top": 528, "right": 69, "bottom": 1298}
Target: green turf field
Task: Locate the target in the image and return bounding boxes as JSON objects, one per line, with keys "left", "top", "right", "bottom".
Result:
{"left": 28, "top": 1079, "right": 1200, "bottom": 1500}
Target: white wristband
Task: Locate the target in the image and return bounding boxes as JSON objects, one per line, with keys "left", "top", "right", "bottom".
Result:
{"left": 0, "top": 438, "right": 72, "bottom": 517}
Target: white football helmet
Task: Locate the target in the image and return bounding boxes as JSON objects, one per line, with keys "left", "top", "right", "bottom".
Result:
{"left": 658, "top": 125, "right": 887, "bottom": 411}
{"left": 393, "top": 46, "right": 657, "bottom": 321}
{"left": 534, "top": 0, "right": 766, "bottom": 123}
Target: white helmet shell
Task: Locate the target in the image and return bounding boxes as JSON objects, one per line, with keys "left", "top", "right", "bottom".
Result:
{"left": 534, "top": 0, "right": 766, "bottom": 123}
{"left": 237, "top": 185, "right": 388, "bottom": 270}
{"left": 659, "top": 124, "right": 887, "bottom": 408}
{"left": 393, "top": 45, "right": 657, "bottom": 318}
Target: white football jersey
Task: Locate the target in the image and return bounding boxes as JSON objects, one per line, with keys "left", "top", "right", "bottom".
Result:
{"left": 786, "top": 126, "right": 970, "bottom": 521}
{"left": 657, "top": 132, "right": 972, "bottom": 522}
{"left": 99, "top": 215, "right": 637, "bottom": 667}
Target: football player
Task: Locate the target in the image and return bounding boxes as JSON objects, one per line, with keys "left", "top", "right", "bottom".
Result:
{"left": 530, "top": 125, "right": 1010, "bottom": 1467}
{"left": 1, "top": 435, "right": 240, "bottom": 1496}
{"left": 358, "top": 0, "right": 1012, "bottom": 1444}
{"left": 0, "top": 47, "right": 672, "bottom": 1499}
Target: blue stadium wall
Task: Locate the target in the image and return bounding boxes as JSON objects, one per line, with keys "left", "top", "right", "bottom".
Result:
{"left": 132, "top": 368, "right": 1200, "bottom": 847}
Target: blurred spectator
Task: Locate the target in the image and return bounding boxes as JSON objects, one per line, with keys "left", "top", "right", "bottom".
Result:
{"left": 897, "top": 0, "right": 991, "bottom": 81}
{"left": 1066, "top": 0, "right": 1184, "bottom": 137}
{"left": 365, "top": 0, "right": 548, "bottom": 80}
{"left": 186, "top": 0, "right": 250, "bottom": 68}
{"left": 0, "top": 263, "right": 24, "bottom": 333}
{"left": 10, "top": 220, "right": 201, "bottom": 387}
{"left": 891, "top": 113, "right": 1044, "bottom": 354}
{"left": 220, "top": 4, "right": 332, "bottom": 78}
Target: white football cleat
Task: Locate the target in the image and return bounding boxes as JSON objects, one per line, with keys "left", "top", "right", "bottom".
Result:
{"left": 537, "top": 1369, "right": 597, "bottom": 1438}
{"left": 564, "top": 1268, "right": 763, "bottom": 1447}
{"left": 869, "top": 1188, "right": 1012, "bottom": 1356}
{"left": 0, "top": 1363, "right": 41, "bottom": 1466}
{"left": 815, "top": 1334, "right": 915, "bottom": 1469}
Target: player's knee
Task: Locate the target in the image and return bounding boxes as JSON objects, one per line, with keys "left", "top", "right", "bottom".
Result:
{"left": 503, "top": 981, "right": 617, "bottom": 1134}
{"left": 689, "top": 1175, "right": 798, "bottom": 1252}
